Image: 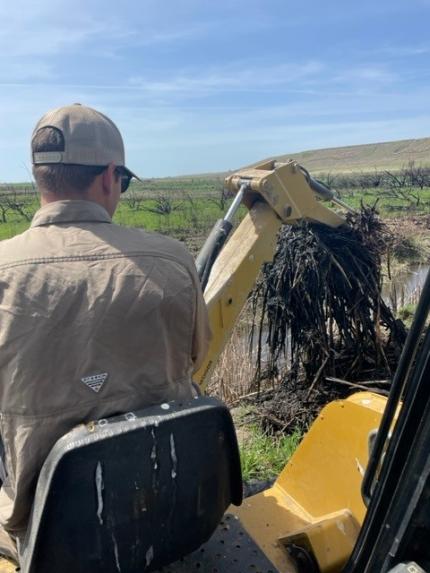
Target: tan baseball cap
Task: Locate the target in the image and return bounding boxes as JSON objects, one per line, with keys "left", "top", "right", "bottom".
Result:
{"left": 31, "top": 103, "right": 140, "bottom": 181}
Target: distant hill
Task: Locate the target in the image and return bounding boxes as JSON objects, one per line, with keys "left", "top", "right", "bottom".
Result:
{"left": 274, "top": 137, "right": 430, "bottom": 174}
{"left": 163, "top": 137, "right": 430, "bottom": 181}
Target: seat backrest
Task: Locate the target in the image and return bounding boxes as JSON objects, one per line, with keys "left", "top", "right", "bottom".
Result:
{"left": 20, "top": 396, "right": 242, "bottom": 573}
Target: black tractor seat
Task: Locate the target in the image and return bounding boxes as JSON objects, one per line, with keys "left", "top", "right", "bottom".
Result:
{"left": 19, "top": 396, "right": 243, "bottom": 573}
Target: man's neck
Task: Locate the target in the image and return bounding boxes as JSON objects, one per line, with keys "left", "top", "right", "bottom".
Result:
{"left": 40, "top": 190, "right": 90, "bottom": 206}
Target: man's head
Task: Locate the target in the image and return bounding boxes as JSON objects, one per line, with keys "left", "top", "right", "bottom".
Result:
{"left": 31, "top": 104, "right": 139, "bottom": 216}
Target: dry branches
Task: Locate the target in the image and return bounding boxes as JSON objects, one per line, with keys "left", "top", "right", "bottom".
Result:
{"left": 252, "top": 205, "right": 406, "bottom": 388}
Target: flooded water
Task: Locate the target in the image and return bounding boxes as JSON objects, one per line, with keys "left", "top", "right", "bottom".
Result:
{"left": 241, "top": 263, "right": 429, "bottom": 365}
{"left": 383, "top": 264, "right": 429, "bottom": 310}
{"left": 237, "top": 263, "right": 429, "bottom": 373}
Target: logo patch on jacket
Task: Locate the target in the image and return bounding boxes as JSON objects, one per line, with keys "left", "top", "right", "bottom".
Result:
{"left": 81, "top": 372, "right": 108, "bottom": 393}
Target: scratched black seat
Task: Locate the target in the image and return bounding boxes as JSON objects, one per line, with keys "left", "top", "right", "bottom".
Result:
{"left": 19, "top": 396, "right": 242, "bottom": 573}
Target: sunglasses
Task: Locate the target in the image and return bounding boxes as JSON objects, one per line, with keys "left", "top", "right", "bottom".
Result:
{"left": 114, "top": 166, "right": 132, "bottom": 193}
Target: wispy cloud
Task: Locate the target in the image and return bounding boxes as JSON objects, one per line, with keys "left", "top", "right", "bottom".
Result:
{"left": 0, "top": 59, "right": 54, "bottom": 82}
{"left": 382, "top": 45, "right": 430, "bottom": 57}
{"left": 331, "top": 66, "right": 398, "bottom": 86}
{"left": 125, "top": 60, "right": 404, "bottom": 105}
{"left": 0, "top": 1, "right": 132, "bottom": 58}
{"left": 128, "top": 61, "right": 325, "bottom": 94}
{"left": 133, "top": 23, "right": 218, "bottom": 47}
{"left": 360, "top": 44, "right": 430, "bottom": 58}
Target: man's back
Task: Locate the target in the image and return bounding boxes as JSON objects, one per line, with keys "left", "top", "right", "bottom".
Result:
{"left": 0, "top": 200, "right": 209, "bottom": 535}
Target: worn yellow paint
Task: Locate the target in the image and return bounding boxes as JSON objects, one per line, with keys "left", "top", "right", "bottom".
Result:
{"left": 0, "top": 558, "right": 15, "bottom": 572}
{"left": 194, "top": 202, "right": 282, "bottom": 389}
{"left": 226, "top": 160, "right": 345, "bottom": 227}
{"left": 231, "top": 392, "right": 387, "bottom": 572}
{"left": 279, "top": 510, "right": 361, "bottom": 573}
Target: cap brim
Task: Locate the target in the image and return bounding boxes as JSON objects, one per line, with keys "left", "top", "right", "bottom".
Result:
{"left": 123, "top": 166, "right": 142, "bottom": 182}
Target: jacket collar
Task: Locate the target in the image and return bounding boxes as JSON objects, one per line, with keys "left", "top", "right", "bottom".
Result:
{"left": 31, "top": 200, "right": 112, "bottom": 228}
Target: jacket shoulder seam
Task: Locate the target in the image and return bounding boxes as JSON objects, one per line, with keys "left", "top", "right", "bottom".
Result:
{"left": 0, "top": 251, "right": 191, "bottom": 272}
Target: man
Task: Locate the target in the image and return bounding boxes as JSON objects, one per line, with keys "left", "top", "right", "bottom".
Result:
{"left": 0, "top": 104, "right": 211, "bottom": 562}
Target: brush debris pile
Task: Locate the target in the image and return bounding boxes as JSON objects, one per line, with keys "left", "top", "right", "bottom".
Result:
{"left": 252, "top": 205, "right": 406, "bottom": 429}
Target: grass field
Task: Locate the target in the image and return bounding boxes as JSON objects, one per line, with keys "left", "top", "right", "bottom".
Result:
{"left": 337, "top": 186, "right": 430, "bottom": 214}
{"left": 240, "top": 424, "right": 302, "bottom": 481}
{"left": 0, "top": 182, "right": 235, "bottom": 244}
{"left": 0, "top": 176, "right": 429, "bottom": 244}
{"left": 2, "top": 135, "right": 430, "bottom": 242}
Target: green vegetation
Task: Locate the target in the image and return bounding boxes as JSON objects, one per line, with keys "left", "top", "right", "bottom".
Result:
{"left": 2, "top": 160, "right": 430, "bottom": 243}
{"left": 240, "top": 425, "right": 302, "bottom": 481}
{"left": 0, "top": 191, "right": 38, "bottom": 240}
{"left": 338, "top": 186, "right": 430, "bottom": 215}
{"left": 114, "top": 191, "right": 228, "bottom": 235}
{"left": 317, "top": 162, "right": 430, "bottom": 216}
{"left": 129, "top": 176, "right": 225, "bottom": 196}
{"left": 0, "top": 220, "right": 31, "bottom": 241}
{"left": 397, "top": 303, "right": 418, "bottom": 327}
{"left": 0, "top": 179, "right": 251, "bottom": 251}
{"left": 1, "top": 164, "right": 429, "bottom": 243}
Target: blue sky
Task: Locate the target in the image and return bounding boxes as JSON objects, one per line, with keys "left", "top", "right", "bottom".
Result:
{"left": 1, "top": 0, "right": 430, "bottom": 181}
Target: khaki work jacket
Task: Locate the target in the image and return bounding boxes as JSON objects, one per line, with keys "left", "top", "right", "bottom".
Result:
{"left": 0, "top": 200, "right": 211, "bottom": 536}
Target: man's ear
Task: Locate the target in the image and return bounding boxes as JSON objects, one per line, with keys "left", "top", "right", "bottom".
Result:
{"left": 101, "top": 163, "right": 116, "bottom": 195}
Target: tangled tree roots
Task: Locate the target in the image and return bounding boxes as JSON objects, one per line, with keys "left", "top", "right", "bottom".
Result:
{"left": 251, "top": 205, "right": 406, "bottom": 427}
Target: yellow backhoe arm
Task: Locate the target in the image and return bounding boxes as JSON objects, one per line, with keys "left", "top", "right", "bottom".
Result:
{"left": 194, "top": 159, "right": 346, "bottom": 390}
{"left": 192, "top": 161, "right": 397, "bottom": 573}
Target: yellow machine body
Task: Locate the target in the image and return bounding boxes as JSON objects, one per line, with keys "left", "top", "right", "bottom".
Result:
{"left": 0, "top": 558, "right": 12, "bottom": 571}
{"left": 231, "top": 392, "right": 387, "bottom": 572}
